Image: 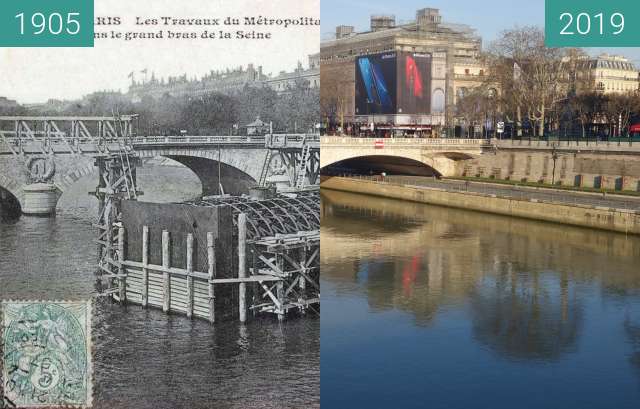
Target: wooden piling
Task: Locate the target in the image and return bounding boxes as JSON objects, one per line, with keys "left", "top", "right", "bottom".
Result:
{"left": 277, "top": 255, "right": 285, "bottom": 321}
{"left": 162, "top": 230, "right": 171, "bottom": 313}
{"left": 186, "top": 233, "right": 194, "bottom": 319}
{"left": 118, "top": 227, "right": 127, "bottom": 304}
{"left": 207, "top": 232, "right": 217, "bottom": 324}
{"left": 299, "top": 247, "right": 307, "bottom": 292}
{"left": 238, "top": 213, "right": 247, "bottom": 323}
{"left": 141, "top": 226, "right": 149, "bottom": 308}
{"left": 277, "top": 281, "right": 285, "bottom": 321}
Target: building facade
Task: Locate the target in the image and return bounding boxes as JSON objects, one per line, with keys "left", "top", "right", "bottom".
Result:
{"left": 576, "top": 54, "right": 640, "bottom": 94}
{"left": 128, "top": 54, "right": 320, "bottom": 102}
{"left": 264, "top": 54, "right": 320, "bottom": 93}
{"left": 321, "top": 8, "right": 487, "bottom": 135}
{"left": 0, "top": 97, "right": 19, "bottom": 110}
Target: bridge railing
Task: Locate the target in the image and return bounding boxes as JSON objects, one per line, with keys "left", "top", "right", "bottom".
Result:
{"left": 131, "top": 135, "right": 267, "bottom": 145}
{"left": 266, "top": 133, "right": 320, "bottom": 149}
{"left": 321, "top": 137, "right": 491, "bottom": 146}
{"left": 0, "top": 133, "right": 321, "bottom": 155}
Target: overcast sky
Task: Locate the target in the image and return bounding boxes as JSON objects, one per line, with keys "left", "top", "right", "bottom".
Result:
{"left": 321, "top": 0, "right": 640, "bottom": 64}
{"left": 0, "top": 0, "right": 319, "bottom": 104}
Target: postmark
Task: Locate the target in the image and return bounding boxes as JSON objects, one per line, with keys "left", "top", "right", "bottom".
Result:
{"left": 1, "top": 301, "right": 92, "bottom": 408}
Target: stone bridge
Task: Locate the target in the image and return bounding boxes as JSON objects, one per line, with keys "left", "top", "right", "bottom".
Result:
{"left": 320, "top": 136, "right": 491, "bottom": 176}
{"left": 321, "top": 136, "right": 640, "bottom": 192}
{"left": 0, "top": 116, "right": 319, "bottom": 215}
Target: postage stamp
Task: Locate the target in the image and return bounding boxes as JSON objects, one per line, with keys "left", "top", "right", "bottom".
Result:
{"left": 1, "top": 301, "right": 92, "bottom": 408}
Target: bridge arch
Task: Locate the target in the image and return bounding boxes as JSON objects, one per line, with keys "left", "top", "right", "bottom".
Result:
{"left": 320, "top": 137, "right": 486, "bottom": 177}
{"left": 0, "top": 184, "right": 22, "bottom": 218}
{"left": 164, "top": 155, "right": 256, "bottom": 196}
{"left": 137, "top": 148, "right": 267, "bottom": 196}
{"left": 321, "top": 151, "right": 477, "bottom": 177}
{"left": 322, "top": 155, "right": 444, "bottom": 177}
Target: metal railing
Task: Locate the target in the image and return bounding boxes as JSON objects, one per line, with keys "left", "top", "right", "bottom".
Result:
{"left": 0, "top": 133, "right": 321, "bottom": 154}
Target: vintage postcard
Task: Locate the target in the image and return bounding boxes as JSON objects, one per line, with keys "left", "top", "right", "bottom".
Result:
{"left": 1, "top": 0, "right": 319, "bottom": 408}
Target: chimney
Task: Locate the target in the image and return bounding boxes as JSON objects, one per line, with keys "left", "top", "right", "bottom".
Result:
{"left": 370, "top": 15, "right": 396, "bottom": 32}
{"left": 336, "top": 25, "right": 355, "bottom": 39}
{"left": 416, "top": 8, "right": 442, "bottom": 30}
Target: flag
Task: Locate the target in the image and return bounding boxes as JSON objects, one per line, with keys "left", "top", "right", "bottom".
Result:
{"left": 127, "top": 71, "right": 134, "bottom": 79}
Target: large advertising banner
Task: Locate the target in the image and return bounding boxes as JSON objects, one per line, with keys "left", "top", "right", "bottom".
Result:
{"left": 397, "top": 52, "right": 432, "bottom": 115}
{"left": 355, "top": 51, "right": 432, "bottom": 116}
{"left": 355, "top": 52, "right": 397, "bottom": 115}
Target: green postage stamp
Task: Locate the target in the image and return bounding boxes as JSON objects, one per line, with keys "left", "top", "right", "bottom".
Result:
{"left": 1, "top": 301, "right": 92, "bottom": 408}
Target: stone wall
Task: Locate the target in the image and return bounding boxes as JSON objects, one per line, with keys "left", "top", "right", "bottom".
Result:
{"left": 457, "top": 149, "right": 640, "bottom": 192}
{"left": 321, "top": 177, "right": 640, "bottom": 235}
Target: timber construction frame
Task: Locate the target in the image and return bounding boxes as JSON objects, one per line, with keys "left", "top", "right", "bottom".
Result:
{"left": 99, "top": 190, "right": 320, "bottom": 322}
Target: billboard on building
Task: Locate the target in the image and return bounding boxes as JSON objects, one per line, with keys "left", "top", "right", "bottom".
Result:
{"left": 355, "top": 52, "right": 432, "bottom": 116}
{"left": 355, "top": 52, "right": 397, "bottom": 115}
{"left": 397, "top": 52, "right": 432, "bottom": 115}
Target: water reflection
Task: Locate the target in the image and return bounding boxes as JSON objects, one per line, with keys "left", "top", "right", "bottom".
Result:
{"left": 470, "top": 268, "right": 583, "bottom": 361}
{"left": 322, "top": 189, "right": 640, "bottom": 408}
{"left": 322, "top": 187, "right": 640, "bottom": 363}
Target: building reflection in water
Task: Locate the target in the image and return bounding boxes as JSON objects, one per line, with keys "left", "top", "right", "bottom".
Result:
{"left": 321, "top": 188, "right": 640, "bottom": 362}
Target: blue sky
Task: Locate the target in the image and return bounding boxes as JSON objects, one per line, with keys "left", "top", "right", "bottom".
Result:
{"left": 321, "top": 0, "right": 640, "bottom": 64}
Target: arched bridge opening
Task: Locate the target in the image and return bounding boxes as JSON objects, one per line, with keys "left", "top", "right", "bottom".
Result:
{"left": 321, "top": 155, "right": 443, "bottom": 178}
{"left": 165, "top": 155, "right": 258, "bottom": 196}
{"left": 0, "top": 185, "right": 21, "bottom": 220}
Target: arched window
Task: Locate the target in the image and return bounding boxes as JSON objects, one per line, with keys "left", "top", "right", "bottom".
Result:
{"left": 432, "top": 88, "right": 445, "bottom": 113}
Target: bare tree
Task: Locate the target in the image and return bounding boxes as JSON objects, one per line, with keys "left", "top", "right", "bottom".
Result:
{"left": 605, "top": 92, "right": 640, "bottom": 137}
{"left": 487, "top": 26, "right": 584, "bottom": 137}
{"left": 569, "top": 92, "right": 606, "bottom": 138}
{"left": 456, "top": 87, "right": 494, "bottom": 137}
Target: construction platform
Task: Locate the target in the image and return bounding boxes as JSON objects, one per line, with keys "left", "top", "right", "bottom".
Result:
{"left": 99, "top": 189, "right": 319, "bottom": 322}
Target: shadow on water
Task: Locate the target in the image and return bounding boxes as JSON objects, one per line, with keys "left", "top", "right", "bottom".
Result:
{"left": 321, "top": 189, "right": 640, "bottom": 362}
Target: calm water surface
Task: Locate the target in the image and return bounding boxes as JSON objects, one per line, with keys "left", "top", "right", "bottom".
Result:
{"left": 321, "top": 189, "right": 640, "bottom": 409}
{"left": 0, "top": 165, "right": 319, "bottom": 409}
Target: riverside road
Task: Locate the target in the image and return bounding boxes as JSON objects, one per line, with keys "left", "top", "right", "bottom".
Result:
{"left": 350, "top": 175, "right": 640, "bottom": 211}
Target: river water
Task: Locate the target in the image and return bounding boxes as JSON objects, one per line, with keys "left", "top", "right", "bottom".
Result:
{"left": 0, "top": 164, "right": 319, "bottom": 409}
{"left": 321, "top": 189, "right": 640, "bottom": 409}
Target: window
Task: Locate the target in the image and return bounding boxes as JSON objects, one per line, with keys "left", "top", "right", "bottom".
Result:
{"left": 432, "top": 89, "right": 445, "bottom": 113}
{"left": 465, "top": 68, "right": 470, "bottom": 75}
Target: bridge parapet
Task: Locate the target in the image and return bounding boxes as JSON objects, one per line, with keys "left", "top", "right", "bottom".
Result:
{"left": 495, "top": 139, "right": 640, "bottom": 153}
{"left": 321, "top": 137, "right": 491, "bottom": 149}
{"left": 1, "top": 133, "right": 320, "bottom": 155}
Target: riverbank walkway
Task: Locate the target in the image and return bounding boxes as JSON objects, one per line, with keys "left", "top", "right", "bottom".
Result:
{"left": 340, "top": 175, "right": 640, "bottom": 212}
